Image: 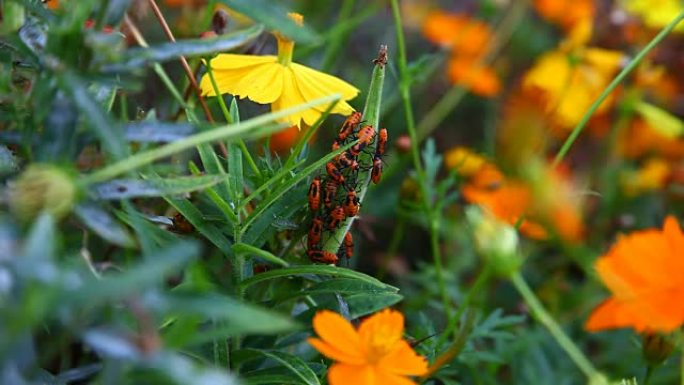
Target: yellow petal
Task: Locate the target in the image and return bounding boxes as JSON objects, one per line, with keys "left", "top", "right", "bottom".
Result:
{"left": 328, "top": 363, "right": 376, "bottom": 385}
{"left": 200, "top": 66, "right": 252, "bottom": 97}
{"left": 311, "top": 311, "right": 365, "bottom": 359}
{"left": 272, "top": 68, "right": 321, "bottom": 128}
{"left": 291, "top": 62, "right": 359, "bottom": 100}
{"left": 208, "top": 54, "right": 276, "bottom": 70}
{"left": 234, "top": 62, "right": 284, "bottom": 104}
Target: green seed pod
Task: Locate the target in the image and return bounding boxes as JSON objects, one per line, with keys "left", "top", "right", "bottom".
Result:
{"left": 642, "top": 333, "right": 676, "bottom": 366}
{"left": 9, "top": 164, "right": 77, "bottom": 222}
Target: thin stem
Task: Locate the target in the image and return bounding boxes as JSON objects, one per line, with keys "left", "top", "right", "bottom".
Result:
{"left": 680, "top": 332, "right": 684, "bottom": 385}
{"left": 643, "top": 365, "right": 654, "bottom": 385}
{"left": 553, "top": 11, "right": 684, "bottom": 166}
{"left": 205, "top": 61, "right": 263, "bottom": 179}
{"left": 390, "top": 0, "right": 451, "bottom": 322}
{"left": 321, "top": 0, "right": 356, "bottom": 72}
{"left": 436, "top": 264, "right": 492, "bottom": 348}
{"left": 511, "top": 272, "right": 599, "bottom": 379}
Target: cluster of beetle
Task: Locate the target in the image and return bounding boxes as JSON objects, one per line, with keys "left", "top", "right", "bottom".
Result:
{"left": 305, "top": 112, "right": 387, "bottom": 264}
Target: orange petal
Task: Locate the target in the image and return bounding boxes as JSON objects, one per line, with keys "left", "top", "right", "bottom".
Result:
{"left": 312, "top": 311, "right": 364, "bottom": 359}
{"left": 307, "top": 338, "right": 366, "bottom": 365}
{"left": 358, "top": 309, "right": 404, "bottom": 342}
{"left": 585, "top": 297, "right": 632, "bottom": 332}
{"left": 377, "top": 340, "right": 428, "bottom": 376}
{"left": 328, "top": 363, "right": 376, "bottom": 385}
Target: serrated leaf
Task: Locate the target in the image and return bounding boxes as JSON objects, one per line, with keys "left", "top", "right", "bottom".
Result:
{"left": 74, "top": 203, "right": 136, "bottom": 248}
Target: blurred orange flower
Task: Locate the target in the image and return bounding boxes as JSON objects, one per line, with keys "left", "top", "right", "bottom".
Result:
{"left": 586, "top": 216, "right": 684, "bottom": 332}
{"left": 423, "top": 11, "right": 500, "bottom": 98}
{"left": 308, "top": 309, "right": 428, "bottom": 385}
{"left": 620, "top": 158, "right": 671, "bottom": 196}
{"left": 532, "top": 0, "right": 594, "bottom": 31}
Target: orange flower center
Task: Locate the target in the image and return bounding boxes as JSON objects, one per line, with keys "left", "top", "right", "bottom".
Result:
{"left": 364, "top": 326, "right": 401, "bottom": 363}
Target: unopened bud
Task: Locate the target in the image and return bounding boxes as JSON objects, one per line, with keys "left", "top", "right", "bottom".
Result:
{"left": 642, "top": 333, "right": 675, "bottom": 366}
{"left": 9, "top": 164, "right": 77, "bottom": 221}
{"left": 395, "top": 135, "right": 411, "bottom": 154}
{"left": 466, "top": 206, "right": 520, "bottom": 277}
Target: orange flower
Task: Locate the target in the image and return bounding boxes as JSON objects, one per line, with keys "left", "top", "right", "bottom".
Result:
{"left": 532, "top": 0, "right": 594, "bottom": 31}
{"left": 447, "top": 58, "right": 501, "bottom": 98}
{"left": 422, "top": 11, "right": 500, "bottom": 98}
{"left": 586, "top": 216, "right": 684, "bottom": 332}
{"left": 308, "top": 309, "right": 428, "bottom": 385}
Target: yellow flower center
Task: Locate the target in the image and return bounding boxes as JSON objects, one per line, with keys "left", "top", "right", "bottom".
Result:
{"left": 365, "top": 325, "right": 401, "bottom": 363}
{"left": 274, "top": 12, "right": 303, "bottom": 66}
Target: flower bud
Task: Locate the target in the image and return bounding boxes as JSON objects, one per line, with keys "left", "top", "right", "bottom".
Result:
{"left": 466, "top": 206, "right": 520, "bottom": 277}
{"left": 641, "top": 333, "right": 675, "bottom": 366}
{"left": 9, "top": 164, "right": 77, "bottom": 222}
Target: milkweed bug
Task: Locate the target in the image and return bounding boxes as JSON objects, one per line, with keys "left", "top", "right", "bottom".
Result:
{"left": 375, "top": 128, "right": 388, "bottom": 157}
{"left": 336, "top": 151, "right": 359, "bottom": 171}
{"left": 338, "top": 111, "right": 362, "bottom": 142}
{"left": 327, "top": 205, "right": 346, "bottom": 229}
{"left": 323, "top": 180, "right": 338, "bottom": 208}
{"left": 307, "top": 217, "right": 323, "bottom": 250}
{"left": 371, "top": 156, "right": 383, "bottom": 184}
{"left": 307, "top": 249, "right": 339, "bottom": 264}
{"left": 343, "top": 231, "right": 354, "bottom": 259}
{"left": 308, "top": 176, "right": 321, "bottom": 211}
{"left": 326, "top": 162, "right": 345, "bottom": 184}
{"left": 351, "top": 125, "right": 375, "bottom": 155}
{"left": 343, "top": 189, "right": 360, "bottom": 217}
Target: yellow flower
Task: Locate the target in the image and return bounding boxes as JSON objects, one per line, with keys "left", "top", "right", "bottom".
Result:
{"left": 620, "top": 158, "right": 671, "bottom": 196}
{"left": 443, "top": 146, "right": 488, "bottom": 177}
{"left": 523, "top": 20, "right": 624, "bottom": 130}
{"left": 622, "top": 0, "right": 684, "bottom": 31}
{"left": 200, "top": 13, "right": 359, "bottom": 128}
{"left": 308, "top": 309, "right": 428, "bottom": 385}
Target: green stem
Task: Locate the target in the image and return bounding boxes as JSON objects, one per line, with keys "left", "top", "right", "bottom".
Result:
{"left": 321, "top": 0, "right": 356, "bottom": 72}
{"left": 205, "top": 61, "right": 262, "bottom": 179}
{"left": 681, "top": 332, "right": 684, "bottom": 385}
{"left": 390, "top": 0, "right": 451, "bottom": 321}
{"left": 436, "top": 265, "right": 492, "bottom": 348}
{"left": 643, "top": 365, "right": 654, "bottom": 385}
{"left": 511, "top": 272, "right": 599, "bottom": 380}
{"left": 553, "top": 11, "right": 684, "bottom": 166}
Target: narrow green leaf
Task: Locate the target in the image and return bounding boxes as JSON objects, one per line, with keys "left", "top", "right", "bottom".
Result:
{"left": 74, "top": 203, "right": 136, "bottom": 248}
{"left": 217, "top": 0, "right": 319, "bottom": 43}
{"left": 240, "top": 265, "right": 394, "bottom": 291}
{"left": 232, "top": 243, "right": 289, "bottom": 267}
{"left": 241, "top": 349, "right": 320, "bottom": 385}
{"left": 69, "top": 241, "right": 199, "bottom": 306}
{"left": 80, "top": 94, "right": 341, "bottom": 184}
{"left": 102, "top": 25, "right": 263, "bottom": 71}
{"left": 89, "top": 175, "right": 228, "bottom": 200}
{"left": 165, "top": 196, "right": 234, "bottom": 256}
{"left": 124, "top": 121, "right": 195, "bottom": 143}
{"left": 346, "top": 292, "right": 403, "bottom": 318}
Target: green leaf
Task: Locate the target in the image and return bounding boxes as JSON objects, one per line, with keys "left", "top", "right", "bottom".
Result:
{"left": 346, "top": 292, "right": 403, "bottom": 318}
{"left": 162, "top": 294, "right": 298, "bottom": 344}
{"left": 21, "top": 213, "right": 56, "bottom": 261}
{"left": 81, "top": 94, "right": 341, "bottom": 184}
{"left": 305, "top": 278, "right": 398, "bottom": 295}
{"left": 240, "top": 349, "right": 321, "bottom": 385}
{"left": 58, "top": 71, "right": 128, "bottom": 161}
{"left": 124, "top": 121, "right": 195, "bottom": 143}
{"left": 69, "top": 240, "right": 199, "bottom": 306}
{"left": 240, "top": 265, "right": 394, "bottom": 291}
{"left": 165, "top": 196, "right": 234, "bottom": 256}
{"left": 217, "top": 0, "right": 319, "bottom": 44}
{"left": 232, "top": 243, "right": 289, "bottom": 267}
{"left": 102, "top": 25, "right": 263, "bottom": 71}
{"left": 89, "top": 175, "right": 229, "bottom": 200}
{"left": 74, "top": 203, "right": 136, "bottom": 248}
